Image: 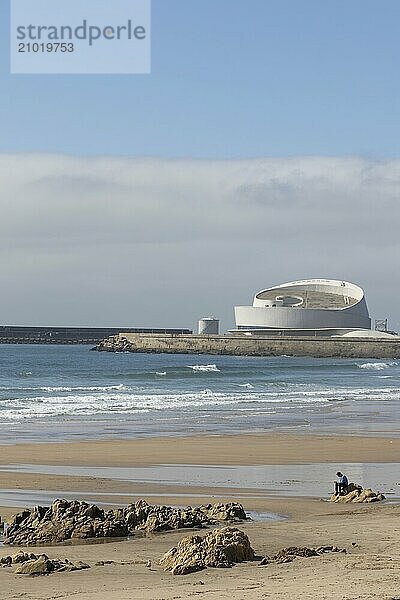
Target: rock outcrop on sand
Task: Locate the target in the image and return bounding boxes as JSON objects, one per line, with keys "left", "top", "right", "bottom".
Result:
{"left": 4, "top": 499, "right": 248, "bottom": 546}
{"left": 330, "top": 483, "right": 385, "bottom": 503}
{"left": 0, "top": 551, "right": 90, "bottom": 575}
{"left": 259, "top": 545, "right": 346, "bottom": 565}
{"left": 160, "top": 527, "right": 255, "bottom": 575}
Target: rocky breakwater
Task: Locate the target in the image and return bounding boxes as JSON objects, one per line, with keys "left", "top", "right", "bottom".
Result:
{"left": 4, "top": 499, "right": 248, "bottom": 546}
{"left": 330, "top": 483, "right": 385, "bottom": 503}
{"left": 95, "top": 335, "right": 130, "bottom": 352}
{"left": 94, "top": 331, "right": 400, "bottom": 359}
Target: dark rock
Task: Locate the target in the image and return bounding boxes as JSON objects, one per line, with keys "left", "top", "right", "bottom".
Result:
{"left": 4, "top": 499, "right": 249, "bottom": 546}
{"left": 2, "top": 552, "right": 91, "bottom": 576}
{"left": 15, "top": 555, "right": 54, "bottom": 576}
{"left": 11, "top": 551, "right": 37, "bottom": 563}
{"left": 0, "top": 556, "right": 12, "bottom": 567}
{"left": 259, "top": 545, "right": 347, "bottom": 567}
{"left": 274, "top": 547, "right": 318, "bottom": 563}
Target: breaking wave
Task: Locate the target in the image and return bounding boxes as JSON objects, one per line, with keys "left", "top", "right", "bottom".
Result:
{"left": 0, "top": 384, "right": 126, "bottom": 393}
{"left": 358, "top": 362, "right": 396, "bottom": 371}
{"left": 187, "top": 364, "right": 221, "bottom": 372}
{"left": 0, "top": 389, "right": 338, "bottom": 422}
{"left": 1, "top": 384, "right": 400, "bottom": 423}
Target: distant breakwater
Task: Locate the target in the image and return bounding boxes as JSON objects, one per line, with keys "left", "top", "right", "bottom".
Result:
{"left": 95, "top": 333, "right": 400, "bottom": 359}
{"left": 0, "top": 326, "right": 192, "bottom": 346}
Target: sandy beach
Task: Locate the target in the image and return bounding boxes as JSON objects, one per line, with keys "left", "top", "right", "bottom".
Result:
{"left": 2, "top": 432, "right": 400, "bottom": 466}
{"left": 0, "top": 432, "right": 399, "bottom": 598}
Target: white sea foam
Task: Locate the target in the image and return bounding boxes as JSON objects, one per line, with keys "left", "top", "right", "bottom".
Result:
{"left": 358, "top": 362, "right": 393, "bottom": 370}
{"left": 0, "top": 388, "right": 350, "bottom": 422}
{"left": 41, "top": 384, "right": 126, "bottom": 392}
{"left": 1, "top": 376, "right": 400, "bottom": 424}
{"left": 187, "top": 364, "right": 220, "bottom": 372}
{"left": 3, "top": 384, "right": 127, "bottom": 393}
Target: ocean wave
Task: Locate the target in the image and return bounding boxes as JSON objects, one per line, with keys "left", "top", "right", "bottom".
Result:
{"left": 0, "top": 388, "right": 339, "bottom": 421}
{"left": 237, "top": 383, "right": 255, "bottom": 389}
{"left": 0, "top": 384, "right": 127, "bottom": 393}
{"left": 358, "top": 362, "right": 396, "bottom": 371}
{"left": 43, "top": 384, "right": 126, "bottom": 392}
{"left": 187, "top": 364, "right": 220, "bottom": 372}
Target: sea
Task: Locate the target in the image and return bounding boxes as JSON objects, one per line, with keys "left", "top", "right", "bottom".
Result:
{"left": 0, "top": 344, "right": 399, "bottom": 444}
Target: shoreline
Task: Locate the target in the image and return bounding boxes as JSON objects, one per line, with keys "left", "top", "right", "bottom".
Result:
{"left": 0, "top": 431, "right": 397, "bottom": 517}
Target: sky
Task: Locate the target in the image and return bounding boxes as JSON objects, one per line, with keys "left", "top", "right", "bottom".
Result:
{"left": 0, "top": 0, "right": 399, "bottom": 330}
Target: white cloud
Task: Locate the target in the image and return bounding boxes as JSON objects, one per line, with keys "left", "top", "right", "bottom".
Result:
{"left": 0, "top": 154, "right": 399, "bottom": 329}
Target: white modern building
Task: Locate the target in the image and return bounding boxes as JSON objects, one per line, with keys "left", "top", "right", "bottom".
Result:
{"left": 233, "top": 279, "right": 378, "bottom": 337}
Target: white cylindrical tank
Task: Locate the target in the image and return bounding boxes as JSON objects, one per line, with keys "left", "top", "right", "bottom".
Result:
{"left": 198, "top": 318, "right": 219, "bottom": 335}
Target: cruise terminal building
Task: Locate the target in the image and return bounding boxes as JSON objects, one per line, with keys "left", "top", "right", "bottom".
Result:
{"left": 232, "top": 279, "right": 385, "bottom": 338}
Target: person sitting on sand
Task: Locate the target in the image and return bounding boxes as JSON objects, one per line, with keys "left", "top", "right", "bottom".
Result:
{"left": 335, "top": 471, "right": 349, "bottom": 495}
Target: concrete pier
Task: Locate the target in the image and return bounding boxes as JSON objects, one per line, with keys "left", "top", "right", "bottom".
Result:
{"left": 96, "top": 332, "right": 400, "bottom": 359}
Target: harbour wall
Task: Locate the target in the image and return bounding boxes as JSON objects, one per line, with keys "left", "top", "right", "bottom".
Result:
{"left": 96, "top": 332, "right": 400, "bottom": 359}
{"left": 0, "top": 326, "right": 192, "bottom": 345}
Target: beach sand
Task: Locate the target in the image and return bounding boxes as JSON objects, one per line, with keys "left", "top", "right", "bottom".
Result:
{"left": 1, "top": 432, "right": 400, "bottom": 466}
{"left": 0, "top": 433, "right": 399, "bottom": 599}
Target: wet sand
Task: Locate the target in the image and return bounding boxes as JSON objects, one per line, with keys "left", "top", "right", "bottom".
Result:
{"left": 0, "top": 432, "right": 399, "bottom": 598}
{"left": 1, "top": 432, "right": 399, "bottom": 466}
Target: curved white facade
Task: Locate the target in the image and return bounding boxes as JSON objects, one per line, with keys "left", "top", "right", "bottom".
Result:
{"left": 234, "top": 279, "right": 371, "bottom": 334}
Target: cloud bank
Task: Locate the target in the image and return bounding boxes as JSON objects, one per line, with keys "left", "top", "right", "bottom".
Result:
{"left": 0, "top": 154, "right": 399, "bottom": 329}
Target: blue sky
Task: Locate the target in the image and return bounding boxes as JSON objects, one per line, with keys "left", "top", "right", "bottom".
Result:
{"left": 1, "top": 0, "right": 399, "bottom": 158}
